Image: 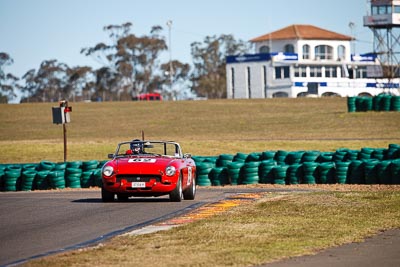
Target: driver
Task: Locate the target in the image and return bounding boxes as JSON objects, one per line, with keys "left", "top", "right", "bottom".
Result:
{"left": 130, "top": 139, "right": 143, "bottom": 154}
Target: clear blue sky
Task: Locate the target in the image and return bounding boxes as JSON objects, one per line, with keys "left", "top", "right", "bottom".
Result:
{"left": 1, "top": 0, "right": 372, "bottom": 78}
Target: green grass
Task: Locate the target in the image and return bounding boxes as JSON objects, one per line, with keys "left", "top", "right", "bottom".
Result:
{"left": 1, "top": 98, "right": 399, "bottom": 163}
{"left": 22, "top": 189, "right": 400, "bottom": 267}
{"left": 2, "top": 98, "right": 400, "bottom": 266}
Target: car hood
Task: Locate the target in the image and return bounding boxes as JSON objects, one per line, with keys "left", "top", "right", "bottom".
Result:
{"left": 114, "top": 156, "right": 179, "bottom": 175}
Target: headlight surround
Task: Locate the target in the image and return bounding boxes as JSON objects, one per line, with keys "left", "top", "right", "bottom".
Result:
{"left": 103, "top": 165, "right": 114, "bottom": 177}
{"left": 165, "top": 166, "right": 176, "bottom": 176}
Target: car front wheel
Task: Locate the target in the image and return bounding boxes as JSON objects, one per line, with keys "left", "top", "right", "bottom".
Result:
{"left": 183, "top": 176, "right": 196, "bottom": 200}
{"left": 169, "top": 174, "right": 183, "bottom": 202}
{"left": 101, "top": 186, "right": 115, "bottom": 202}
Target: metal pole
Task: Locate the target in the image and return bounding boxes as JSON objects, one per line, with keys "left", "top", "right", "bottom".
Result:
{"left": 63, "top": 123, "right": 67, "bottom": 162}
{"left": 167, "top": 20, "right": 173, "bottom": 94}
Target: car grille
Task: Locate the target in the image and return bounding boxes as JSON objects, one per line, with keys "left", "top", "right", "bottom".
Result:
{"left": 116, "top": 175, "right": 161, "bottom": 183}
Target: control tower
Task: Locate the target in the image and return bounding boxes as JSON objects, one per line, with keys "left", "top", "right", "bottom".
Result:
{"left": 363, "top": 0, "right": 400, "bottom": 81}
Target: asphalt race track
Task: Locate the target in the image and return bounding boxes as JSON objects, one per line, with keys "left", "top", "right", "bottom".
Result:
{"left": 0, "top": 187, "right": 284, "bottom": 266}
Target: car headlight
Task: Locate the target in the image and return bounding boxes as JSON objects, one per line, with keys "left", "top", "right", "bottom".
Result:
{"left": 165, "top": 166, "right": 176, "bottom": 176}
{"left": 103, "top": 166, "right": 114, "bottom": 177}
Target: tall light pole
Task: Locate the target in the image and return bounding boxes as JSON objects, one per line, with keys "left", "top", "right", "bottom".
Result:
{"left": 166, "top": 20, "right": 173, "bottom": 94}
{"left": 348, "top": 22, "right": 356, "bottom": 55}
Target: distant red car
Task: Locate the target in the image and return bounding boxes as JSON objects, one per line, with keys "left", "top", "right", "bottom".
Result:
{"left": 101, "top": 140, "right": 196, "bottom": 202}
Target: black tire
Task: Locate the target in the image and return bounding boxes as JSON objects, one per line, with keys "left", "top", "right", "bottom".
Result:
{"left": 101, "top": 186, "right": 115, "bottom": 202}
{"left": 183, "top": 175, "right": 196, "bottom": 200}
{"left": 169, "top": 174, "right": 183, "bottom": 202}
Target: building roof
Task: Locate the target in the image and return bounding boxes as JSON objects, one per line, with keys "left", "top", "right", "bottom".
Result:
{"left": 250, "top": 24, "right": 352, "bottom": 42}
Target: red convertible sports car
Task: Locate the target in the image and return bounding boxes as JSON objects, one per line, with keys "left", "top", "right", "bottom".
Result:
{"left": 101, "top": 140, "right": 196, "bottom": 202}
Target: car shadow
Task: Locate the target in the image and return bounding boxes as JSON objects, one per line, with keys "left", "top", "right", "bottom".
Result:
{"left": 72, "top": 197, "right": 171, "bottom": 203}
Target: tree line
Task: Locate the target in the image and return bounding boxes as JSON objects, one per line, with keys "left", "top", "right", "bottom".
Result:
{"left": 0, "top": 22, "right": 249, "bottom": 103}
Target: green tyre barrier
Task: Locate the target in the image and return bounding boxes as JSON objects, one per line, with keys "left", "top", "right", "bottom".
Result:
{"left": 4, "top": 170, "right": 20, "bottom": 191}
{"left": 390, "top": 159, "right": 400, "bottom": 184}
{"left": 371, "top": 149, "right": 385, "bottom": 160}
{"left": 233, "top": 153, "right": 248, "bottom": 162}
{"left": 39, "top": 161, "right": 55, "bottom": 171}
{"left": 0, "top": 170, "right": 4, "bottom": 191}
{"left": 333, "top": 149, "right": 348, "bottom": 162}
{"left": 203, "top": 157, "right": 218, "bottom": 164}
{"left": 209, "top": 167, "right": 228, "bottom": 186}
{"left": 286, "top": 152, "right": 303, "bottom": 165}
{"left": 387, "top": 144, "right": 400, "bottom": 159}
{"left": 317, "top": 152, "right": 334, "bottom": 163}
{"left": 363, "top": 159, "right": 379, "bottom": 184}
{"left": 272, "top": 165, "right": 289, "bottom": 185}
{"left": 245, "top": 153, "right": 261, "bottom": 162}
{"left": 348, "top": 160, "right": 365, "bottom": 184}
{"left": 67, "top": 161, "right": 82, "bottom": 169}
{"left": 274, "top": 150, "right": 288, "bottom": 166}
{"left": 359, "top": 148, "right": 374, "bottom": 160}
{"left": 65, "top": 175, "right": 81, "bottom": 188}
{"left": 216, "top": 154, "right": 234, "bottom": 167}
{"left": 391, "top": 96, "right": 400, "bottom": 111}
{"left": 54, "top": 162, "right": 67, "bottom": 170}
{"left": 373, "top": 95, "right": 382, "bottom": 111}
{"left": 377, "top": 160, "right": 392, "bottom": 184}
{"left": 81, "top": 171, "right": 93, "bottom": 188}
{"left": 259, "top": 160, "right": 276, "bottom": 184}
{"left": 227, "top": 162, "right": 244, "bottom": 185}
{"left": 98, "top": 160, "right": 109, "bottom": 168}
{"left": 347, "top": 96, "right": 356, "bottom": 112}
{"left": 82, "top": 160, "right": 99, "bottom": 171}
{"left": 65, "top": 168, "right": 82, "bottom": 188}
{"left": 48, "top": 170, "right": 66, "bottom": 189}
{"left": 380, "top": 95, "right": 392, "bottom": 111}
{"left": 356, "top": 97, "right": 373, "bottom": 111}
{"left": 344, "top": 150, "right": 359, "bottom": 161}
{"left": 21, "top": 170, "right": 37, "bottom": 191}
{"left": 22, "top": 164, "right": 37, "bottom": 171}
{"left": 302, "top": 162, "right": 319, "bottom": 184}
{"left": 287, "top": 164, "right": 303, "bottom": 184}
{"left": 6, "top": 165, "right": 22, "bottom": 172}
{"left": 334, "top": 161, "right": 351, "bottom": 184}
{"left": 196, "top": 162, "right": 214, "bottom": 177}
{"left": 197, "top": 174, "right": 211, "bottom": 186}
{"left": 92, "top": 169, "right": 103, "bottom": 187}
{"left": 261, "top": 151, "right": 276, "bottom": 161}
{"left": 301, "top": 151, "right": 320, "bottom": 163}
{"left": 34, "top": 170, "right": 50, "bottom": 190}
{"left": 242, "top": 162, "right": 261, "bottom": 185}
{"left": 318, "top": 162, "right": 335, "bottom": 184}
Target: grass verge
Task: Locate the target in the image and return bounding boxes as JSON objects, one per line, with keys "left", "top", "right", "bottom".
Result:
{"left": 22, "top": 186, "right": 400, "bottom": 267}
{"left": 1, "top": 98, "right": 400, "bottom": 163}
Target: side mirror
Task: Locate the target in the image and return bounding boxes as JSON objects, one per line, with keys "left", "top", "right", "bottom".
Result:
{"left": 184, "top": 153, "right": 192, "bottom": 159}
{"left": 108, "top": 154, "right": 114, "bottom": 159}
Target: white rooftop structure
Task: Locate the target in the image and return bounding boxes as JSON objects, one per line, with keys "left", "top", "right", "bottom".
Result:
{"left": 226, "top": 24, "right": 400, "bottom": 98}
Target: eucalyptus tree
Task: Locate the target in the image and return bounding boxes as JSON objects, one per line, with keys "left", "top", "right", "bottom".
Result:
{"left": 190, "top": 34, "right": 250, "bottom": 98}
{"left": 20, "top": 59, "right": 69, "bottom": 102}
{"left": 66, "top": 66, "right": 94, "bottom": 101}
{"left": 81, "top": 22, "right": 169, "bottom": 100}
{"left": 0, "top": 52, "right": 19, "bottom": 103}
{"left": 160, "top": 60, "right": 191, "bottom": 100}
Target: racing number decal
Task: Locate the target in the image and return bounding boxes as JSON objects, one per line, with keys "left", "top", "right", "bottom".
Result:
{"left": 187, "top": 166, "right": 192, "bottom": 185}
{"left": 128, "top": 158, "right": 156, "bottom": 163}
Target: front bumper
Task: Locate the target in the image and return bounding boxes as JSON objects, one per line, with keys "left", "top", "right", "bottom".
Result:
{"left": 102, "top": 174, "right": 177, "bottom": 194}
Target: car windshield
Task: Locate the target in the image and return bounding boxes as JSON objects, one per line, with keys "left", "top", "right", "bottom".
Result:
{"left": 115, "top": 141, "right": 182, "bottom": 158}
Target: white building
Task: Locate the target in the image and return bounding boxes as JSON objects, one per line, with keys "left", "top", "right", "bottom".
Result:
{"left": 226, "top": 24, "right": 400, "bottom": 98}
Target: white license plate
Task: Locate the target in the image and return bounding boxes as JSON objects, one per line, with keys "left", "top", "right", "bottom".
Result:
{"left": 131, "top": 182, "right": 146, "bottom": 188}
